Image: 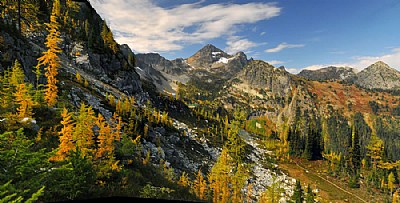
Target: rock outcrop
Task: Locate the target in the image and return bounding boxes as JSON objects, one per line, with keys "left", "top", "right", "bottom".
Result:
{"left": 136, "top": 53, "right": 190, "bottom": 75}
{"left": 236, "top": 60, "right": 292, "bottom": 96}
{"left": 352, "top": 61, "right": 400, "bottom": 90}
{"left": 298, "top": 66, "right": 356, "bottom": 81}
{"left": 187, "top": 44, "right": 230, "bottom": 69}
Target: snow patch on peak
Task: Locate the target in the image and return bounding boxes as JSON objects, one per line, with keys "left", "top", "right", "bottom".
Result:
{"left": 217, "top": 57, "right": 230, "bottom": 64}
{"left": 135, "top": 67, "right": 144, "bottom": 72}
{"left": 212, "top": 52, "right": 222, "bottom": 56}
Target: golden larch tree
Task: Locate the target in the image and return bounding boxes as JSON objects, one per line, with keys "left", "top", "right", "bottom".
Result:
{"left": 1, "top": 60, "right": 25, "bottom": 112}
{"left": 95, "top": 114, "right": 113, "bottom": 159}
{"left": 231, "top": 163, "right": 248, "bottom": 203}
{"left": 366, "top": 134, "right": 384, "bottom": 170}
{"left": 73, "top": 103, "right": 95, "bottom": 158}
{"left": 36, "top": 0, "right": 62, "bottom": 107}
{"left": 393, "top": 190, "right": 399, "bottom": 203}
{"left": 388, "top": 172, "right": 395, "bottom": 193}
{"left": 14, "top": 83, "right": 34, "bottom": 119}
{"left": 75, "top": 72, "right": 82, "bottom": 83}
{"left": 178, "top": 172, "right": 190, "bottom": 188}
{"left": 111, "top": 112, "right": 122, "bottom": 141}
{"left": 51, "top": 108, "right": 75, "bottom": 161}
{"left": 193, "top": 169, "right": 207, "bottom": 201}
{"left": 100, "top": 22, "right": 118, "bottom": 53}
{"left": 208, "top": 148, "right": 233, "bottom": 203}
{"left": 95, "top": 113, "right": 121, "bottom": 177}
{"left": 10, "top": 60, "right": 25, "bottom": 88}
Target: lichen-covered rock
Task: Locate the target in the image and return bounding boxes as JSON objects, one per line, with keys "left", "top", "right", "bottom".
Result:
{"left": 298, "top": 66, "right": 356, "bottom": 81}
{"left": 352, "top": 61, "right": 400, "bottom": 90}
{"left": 236, "top": 60, "right": 292, "bottom": 97}
{"left": 187, "top": 44, "right": 231, "bottom": 69}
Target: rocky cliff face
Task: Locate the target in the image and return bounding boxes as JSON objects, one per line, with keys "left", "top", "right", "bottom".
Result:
{"left": 0, "top": 1, "right": 142, "bottom": 96}
{"left": 187, "top": 44, "right": 230, "bottom": 69}
{"left": 0, "top": 31, "right": 39, "bottom": 83}
{"left": 236, "top": 60, "right": 292, "bottom": 96}
{"left": 133, "top": 44, "right": 249, "bottom": 93}
{"left": 298, "top": 66, "right": 356, "bottom": 81}
{"left": 186, "top": 44, "right": 248, "bottom": 78}
{"left": 352, "top": 61, "right": 400, "bottom": 90}
{"left": 136, "top": 53, "right": 190, "bottom": 75}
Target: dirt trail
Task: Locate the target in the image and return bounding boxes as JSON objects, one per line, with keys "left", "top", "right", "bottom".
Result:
{"left": 292, "top": 161, "right": 367, "bottom": 203}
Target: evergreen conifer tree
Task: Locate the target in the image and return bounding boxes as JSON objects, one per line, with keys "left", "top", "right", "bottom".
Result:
{"left": 291, "top": 180, "right": 303, "bottom": 203}
{"left": 36, "top": 0, "right": 62, "bottom": 107}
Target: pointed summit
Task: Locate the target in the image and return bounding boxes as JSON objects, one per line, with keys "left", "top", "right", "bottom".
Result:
{"left": 365, "top": 61, "right": 393, "bottom": 71}
{"left": 354, "top": 61, "right": 400, "bottom": 90}
{"left": 201, "top": 44, "right": 223, "bottom": 52}
{"left": 187, "top": 44, "right": 230, "bottom": 68}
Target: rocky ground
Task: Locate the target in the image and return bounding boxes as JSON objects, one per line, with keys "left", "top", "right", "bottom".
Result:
{"left": 240, "top": 130, "right": 295, "bottom": 202}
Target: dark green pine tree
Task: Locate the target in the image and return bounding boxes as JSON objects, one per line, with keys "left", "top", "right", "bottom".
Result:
{"left": 305, "top": 184, "right": 315, "bottom": 203}
{"left": 349, "top": 124, "right": 361, "bottom": 187}
{"left": 303, "top": 124, "right": 313, "bottom": 160}
{"left": 291, "top": 180, "right": 303, "bottom": 203}
{"left": 0, "top": 129, "right": 51, "bottom": 199}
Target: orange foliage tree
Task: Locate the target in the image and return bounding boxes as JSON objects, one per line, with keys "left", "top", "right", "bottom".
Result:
{"left": 14, "top": 83, "right": 34, "bottom": 119}
{"left": 193, "top": 169, "right": 207, "bottom": 201}
{"left": 73, "top": 103, "right": 95, "bottom": 158}
{"left": 51, "top": 108, "right": 75, "bottom": 161}
{"left": 36, "top": 0, "right": 62, "bottom": 107}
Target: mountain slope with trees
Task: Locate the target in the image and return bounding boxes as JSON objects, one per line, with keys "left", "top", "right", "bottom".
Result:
{"left": 0, "top": 0, "right": 399, "bottom": 203}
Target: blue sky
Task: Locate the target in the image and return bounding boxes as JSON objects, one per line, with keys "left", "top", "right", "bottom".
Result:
{"left": 90, "top": 0, "right": 400, "bottom": 72}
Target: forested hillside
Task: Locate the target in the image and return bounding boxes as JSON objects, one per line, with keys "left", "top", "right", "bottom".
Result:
{"left": 0, "top": 0, "right": 399, "bottom": 203}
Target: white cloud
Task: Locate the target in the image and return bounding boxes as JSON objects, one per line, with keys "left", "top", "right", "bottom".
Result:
{"left": 303, "top": 65, "right": 324, "bottom": 71}
{"left": 265, "top": 42, "right": 305, "bottom": 53}
{"left": 89, "top": 0, "right": 281, "bottom": 53}
{"left": 268, "top": 60, "right": 285, "bottom": 65}
{"left": 260, "top": 32, "right": 266, "bottom": 36}
{"left": 350, "top": 48, "right": 400, "bottom": 71}
{"left": 302, "top": 48, "right": 400, "bottom": 72}
{"left": 286, "top": 68, "right": 299, "bottom": 74}
{"left": 303, "top": 64, "right": 351, "bottom": 71}
{"left": 225, "top": 36, "right": 258, "bottom": 54}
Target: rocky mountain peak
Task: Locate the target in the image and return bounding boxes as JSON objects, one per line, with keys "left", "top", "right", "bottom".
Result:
{"left": 365, "top": 61, "right": 393, "bottom": 71}
{"left": 235, "top": 60, "right": 291, "bottom": 96}
{"left": 202, "top": 44, "right": 223, "bottom": 52}
{"left": 187, "top": 44, "right": 230, "bottom": 68}
{"left": 298, "top": 66, "right": 356, "bottom": 81}
{"left": 353, "top": 61, "right": 400, "bottom": 90}
{"left": 135, "top": 53, "right": 190, "bottom": 76}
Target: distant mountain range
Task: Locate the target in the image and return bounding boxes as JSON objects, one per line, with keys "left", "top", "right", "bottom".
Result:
{"left": 298, "top": 61, "right": 400, "bottom": 90}
{"left": 2, "top": 1, "right": 399, "bottom": 201}
{"left": 135, "top": 44, "right": 400, "bottom": 92}
{"left": 298, "top": 66, "right": 356, "bottom": 82}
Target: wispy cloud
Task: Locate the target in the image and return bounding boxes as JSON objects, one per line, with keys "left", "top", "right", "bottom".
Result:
{"left": 329, "top": 51, "right": 346, "bottom": 55}
{"left": 267, "top": 60, "right": 285, "bottom": 65}
{"left": 286, "top": 68, "right": 299, "bottom": 74}
{"left": 351, "top": 47, "right": 400, "bottom": 70}
{"left": 303, "top": 63, "right": 351, "bottom": 71}
{"left": 260, "top": 32, "right": 266, "bottom": 36}
{"left": 225, "top": 36, "right": 258, "bottom": 54}
{"left": 265, "top": 42, "right": 304, "bottom": 53}
{"left": 302, "top": 47, "right": 400, "bottom": 72}
{"left": 89, "top": 0, "right": 281, "bottom": 53}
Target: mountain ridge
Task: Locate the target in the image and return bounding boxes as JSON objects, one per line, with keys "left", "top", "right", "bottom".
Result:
{"left": 0, "top": 1, "right": 398, "bottom": 202}
{"left": 298, "top": 66, "right": 356, "bottom": 81}
{"left": 352, "top": 61, "right": 400, "bottom": 90}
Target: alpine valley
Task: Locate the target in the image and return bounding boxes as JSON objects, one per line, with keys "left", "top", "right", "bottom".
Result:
{"left": 0, "top": 1, "right": 399, "bottom": 203}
